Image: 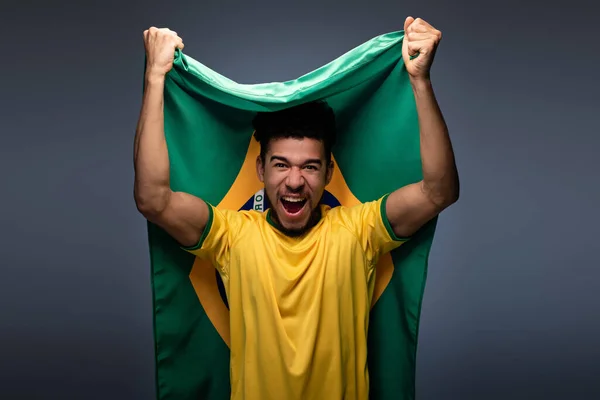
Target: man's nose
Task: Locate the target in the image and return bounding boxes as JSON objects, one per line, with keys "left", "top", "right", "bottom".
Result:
{"left": 286, "top": 167, "right": 304, "bottom": 190}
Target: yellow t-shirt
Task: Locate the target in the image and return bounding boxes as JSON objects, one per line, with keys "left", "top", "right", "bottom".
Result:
{"left": 183, "top": 194, "right": 408, "bottom": 400}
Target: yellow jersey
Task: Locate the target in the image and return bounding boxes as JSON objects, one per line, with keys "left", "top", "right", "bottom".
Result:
{"left": 183, "top": 194, "right": 408, "bottom": 400}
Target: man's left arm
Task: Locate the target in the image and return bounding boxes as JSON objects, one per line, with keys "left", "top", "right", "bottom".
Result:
{"left": 386, "top": 17, "right": 460, "bottom": 239}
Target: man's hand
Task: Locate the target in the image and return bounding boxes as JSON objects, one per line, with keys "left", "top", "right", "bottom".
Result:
{"left": 401, "top": 17, "right": 442, "bottom": 81}
{"left": 143, "top": 27, "right": 184, "bottom": 79}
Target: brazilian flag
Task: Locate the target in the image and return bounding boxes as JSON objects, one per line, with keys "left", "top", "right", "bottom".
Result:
{"left": 146, "top": 30, "right": 436, "bottom": 400}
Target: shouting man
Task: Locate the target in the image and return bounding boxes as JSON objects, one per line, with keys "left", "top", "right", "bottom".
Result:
{"left": 134, "top": 16, "right": 459, "bottom": 400}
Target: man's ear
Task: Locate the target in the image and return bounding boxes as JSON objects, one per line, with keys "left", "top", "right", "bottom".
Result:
{"left": 325, "top": 160, "right": 334, "bottom": 185}
{"left": 256, "top": 155, "right": 265, "bottom": 183}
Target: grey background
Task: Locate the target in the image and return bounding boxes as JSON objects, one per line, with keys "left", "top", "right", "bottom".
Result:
{"left": 1, "top": 0, "right": 598, "bottom": 399}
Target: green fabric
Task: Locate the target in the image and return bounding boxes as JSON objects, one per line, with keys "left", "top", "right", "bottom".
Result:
{"left": 147, "top": 30, "right": 436, "bottom": 400}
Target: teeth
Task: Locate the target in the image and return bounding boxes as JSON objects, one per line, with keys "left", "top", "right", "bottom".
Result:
{"left": 282, "top": 197, "right": 305, "bottom": 202}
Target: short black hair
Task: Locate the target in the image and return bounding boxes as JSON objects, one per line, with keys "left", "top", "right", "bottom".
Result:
{"left": 252, "top": 100, "right": 337, "bottom": 164}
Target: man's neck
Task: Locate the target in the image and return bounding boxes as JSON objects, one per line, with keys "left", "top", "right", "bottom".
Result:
{"left": 269, "top": 206, "right": 322, "bottom": 237}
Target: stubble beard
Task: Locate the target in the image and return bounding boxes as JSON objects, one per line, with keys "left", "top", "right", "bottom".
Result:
{"left": 266, "top": 192, "right": 321, "bottom": 237}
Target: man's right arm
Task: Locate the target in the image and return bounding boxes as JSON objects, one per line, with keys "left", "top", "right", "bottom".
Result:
{"left": 133, "top": 27, "right": 208, "bottom": 248}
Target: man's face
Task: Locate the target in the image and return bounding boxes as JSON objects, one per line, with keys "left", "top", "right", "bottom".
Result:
{"left": 256, "top": 137, "right": 333, "bottom": 235}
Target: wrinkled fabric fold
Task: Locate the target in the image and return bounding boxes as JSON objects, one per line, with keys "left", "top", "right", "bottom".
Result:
{"left": 169, "top": 31, "right": 404, "bottom": 110}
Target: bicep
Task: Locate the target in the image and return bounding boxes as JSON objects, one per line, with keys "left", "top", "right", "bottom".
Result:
{"left": 149, "top": 191, "right": 210, "bottom": 248}
{"left": 385, "top": 181, "right": 442, "bottom": 238}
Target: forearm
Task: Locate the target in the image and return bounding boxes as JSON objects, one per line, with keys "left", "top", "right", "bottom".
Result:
{"left": 412, "top": 78, "right": 459, "bottom": 207}
{"left": 133, "top": 72, "right": 171, "bottom": 214}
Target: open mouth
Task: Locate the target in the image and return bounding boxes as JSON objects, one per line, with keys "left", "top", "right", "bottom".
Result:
{"left": 280, "top": 196, "right": 307, "bottom": 215}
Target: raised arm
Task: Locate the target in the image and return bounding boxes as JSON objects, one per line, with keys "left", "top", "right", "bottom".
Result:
{"left": 133, "top": 27, "right": 209, "bottom": 248}
{"left": 386, "top": 17, "right": 460, "bottom": 239}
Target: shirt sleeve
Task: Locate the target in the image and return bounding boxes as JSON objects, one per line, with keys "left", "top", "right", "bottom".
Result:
{"left": 180, "top": 202, "right": 243, "bottom": 278}
{"left": 337, "top": 194, "right": 410, "bottom": 266}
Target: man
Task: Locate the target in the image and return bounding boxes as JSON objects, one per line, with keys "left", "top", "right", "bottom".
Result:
{"left": 134, "top": 16, "right": 458, "bottom": 400}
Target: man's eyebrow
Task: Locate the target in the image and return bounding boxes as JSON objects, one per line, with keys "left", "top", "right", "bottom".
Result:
{"left": 270, "top": 155, "right": 289, "bottom": 163}
{"left": 303, "top": 158, "right": 322, "bottom": 165}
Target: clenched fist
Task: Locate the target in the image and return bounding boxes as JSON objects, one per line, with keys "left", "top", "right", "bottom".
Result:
{"left": 402, "top": 17, "right": 442, "bottom": 81}
{"left": 143, "top": 27, "right": 184, "bottom": 78}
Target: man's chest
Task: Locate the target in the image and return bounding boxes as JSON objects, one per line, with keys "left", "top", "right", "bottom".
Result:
{"left": 226, "top": 230, "right": 371, "bottom": 300}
